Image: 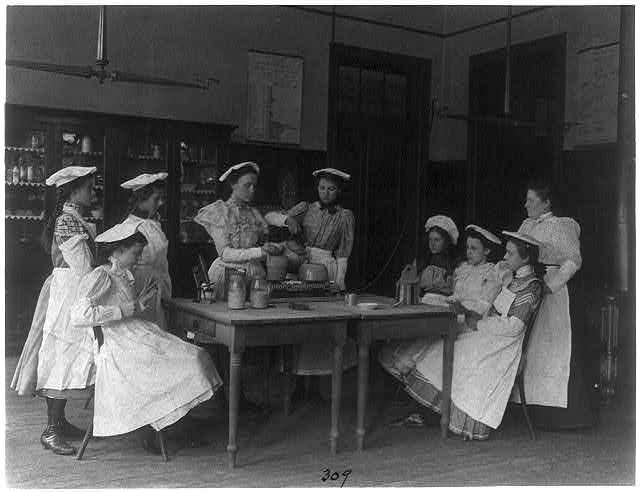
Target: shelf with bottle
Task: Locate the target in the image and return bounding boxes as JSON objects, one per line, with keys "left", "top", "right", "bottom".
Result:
{"left": 5, "top": 214, "right": 45, "bottom": 221}
{"left": 5, "top": 149, "right": 47, "bottom": 185}
{"left": 5, "top": 146, "right": 45, "bottom": 154}
{"left": 62, "top": 149, "right": 103, "bottom": 158}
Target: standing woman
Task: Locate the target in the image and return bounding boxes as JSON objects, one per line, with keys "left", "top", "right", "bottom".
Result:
{"left": 265, "top": 168, "right": 357, "bottom": 402}
{"left": 120, "top": 172, "right": 171, "bottom": 330}
{"left": 194, "top": 161, "right": 282, "bottom": 296}
{"left": 517, "top": 181, "right": 597, "bottom": 429}
{"left": 35, "top": 166, "right": 98, "bottom": 455}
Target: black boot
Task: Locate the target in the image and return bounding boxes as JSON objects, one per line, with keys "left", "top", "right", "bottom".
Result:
{"left": 41, "top": 398, "right": 77, "bottom": 455}
{"left": 57, "top": 400, "right": 86, "bottom": 439}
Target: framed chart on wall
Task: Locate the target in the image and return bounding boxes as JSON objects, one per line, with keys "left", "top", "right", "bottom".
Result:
{"left": 246, "top": 50, "right": 303, "bottom": 145}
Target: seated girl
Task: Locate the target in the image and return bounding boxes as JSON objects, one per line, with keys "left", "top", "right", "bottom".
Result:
{"left": 383, "top": 215, "right": 460, "bottom": 375}
{"left": 418, "top": 215, "right": 459, "bottom": 296}
{"left": 380, "top": 232, "right": 543, "bottom": 440}
{"left": 70, "top": 220, "right": 223, "bottom": 452}
{"left": 445, "top": 225, "right": 504, "bottom": 331}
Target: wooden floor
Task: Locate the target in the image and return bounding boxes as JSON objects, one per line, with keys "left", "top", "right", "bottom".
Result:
{"left": 5, "top": 351, "right": 635, "bottom": 488}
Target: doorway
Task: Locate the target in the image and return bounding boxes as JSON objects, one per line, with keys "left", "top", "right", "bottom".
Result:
{"left": 466, "top": 34, "right": 566, "bottom": 230}
{"left": 327, "top": 43, "right": 431, "bottom": 295}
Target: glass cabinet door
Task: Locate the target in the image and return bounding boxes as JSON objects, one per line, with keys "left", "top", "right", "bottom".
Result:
{"left": 60, "top": 128, "right": 106, "bottom": 230}
{"left": 177, "top": 140, "right": 223, "bottom": 244}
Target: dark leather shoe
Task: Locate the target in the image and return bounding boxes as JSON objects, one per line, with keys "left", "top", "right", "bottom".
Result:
{"left": 58, "top": 418, "right": 86, "bottom": 439}
{"left": 40, "top": 425, "right": 77, "bottom": 455}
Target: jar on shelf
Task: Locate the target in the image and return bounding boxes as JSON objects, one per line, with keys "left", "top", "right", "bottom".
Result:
{"left": 12, "top": 160, "right": 20, "bottom": 185}
{"left": 19, "top": 157, "right": 27, "bottom": 183}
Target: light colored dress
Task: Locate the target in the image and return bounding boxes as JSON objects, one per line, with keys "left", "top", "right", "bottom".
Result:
{"left": 266, "top": 201, "right": 357, "bottom": 376}
{"left": 194, "top": 198, "right": 269, "bottom": 298}
{"left": 11, "top": 274, "right": 52, "bottom": 396}
{"left": 380, "top": 265, "right": 542, "bottom": 440}
{"left": 382, "top": 262, "right": 502, "bottom": 377}
{"left": 517, "top": 212, "right": 581, "bottom": 408}
{"left": 449, "top": 261, "right": 503, "bottom": 317}
{"left": 70, "top": 260, "right": 222, "bottom": 437}
{"left": 36, "top": 203, "right": 97, "bottom": 397}
{"left": 126, "top": 213, "right": 172, "bottom": 331}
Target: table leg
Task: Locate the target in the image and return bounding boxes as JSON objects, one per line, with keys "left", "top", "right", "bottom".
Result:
{"left": 283, "top": 345, "right": 293, "bottom": 416}
{"left": 440, "top": 321, "right": 456, "bottom": 439}
{"left": 227, "top": 349, "right": 243, "bottom": 469}
{"left": 356, "top": 340, "right": 370, "bottom": 452}
{"left": 330, "top": 341, "right": 344, "bottom": 455}
{"left": 262, "top": 348, "right": 270, "bottom": 409}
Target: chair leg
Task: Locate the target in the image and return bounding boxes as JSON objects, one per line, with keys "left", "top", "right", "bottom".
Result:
{"left": 76, "top": 421, "right": 93, "bottom": 460}
{"left": 157, "top": 430, "right": 168, "bottom": 462}
{"left": 83, "top": 395, "right": 93, "bottom": 410}
{"left": 517, "top": 378, "right": 536, "bottom": 441}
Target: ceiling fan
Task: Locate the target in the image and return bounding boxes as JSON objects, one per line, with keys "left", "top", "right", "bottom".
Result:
{"left": 7, "top": 6, "right": 218, "bottom": 90}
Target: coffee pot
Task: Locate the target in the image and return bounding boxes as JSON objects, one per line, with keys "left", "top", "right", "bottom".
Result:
{"left": 395, "top": 262, "right": 420, "bottom": 305}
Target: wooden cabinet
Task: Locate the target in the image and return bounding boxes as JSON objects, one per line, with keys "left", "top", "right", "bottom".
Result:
{"left": 4, "top": 103, "right": 235, "bottom": 351}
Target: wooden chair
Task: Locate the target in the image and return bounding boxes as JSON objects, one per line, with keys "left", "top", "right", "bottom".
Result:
{"left": 76, "top": 326, "right": 168, "bottom": 461}
{"left": 513, "top": 292, "right": 545, "bottom": 441}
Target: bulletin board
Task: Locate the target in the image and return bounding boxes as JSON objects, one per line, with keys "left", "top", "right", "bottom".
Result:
{"left": 246, "top": 50, "right": 304, "bottom": 145}
{"left": 575, "top": 44, "right": 619, "bottom": 146}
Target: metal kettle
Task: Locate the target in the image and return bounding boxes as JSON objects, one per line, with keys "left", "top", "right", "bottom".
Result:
{"left": 395, "top": 263, "right": 420, "bottom": 305}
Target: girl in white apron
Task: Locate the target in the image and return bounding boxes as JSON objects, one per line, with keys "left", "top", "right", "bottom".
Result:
{"left": 120, "top": 172, "right": 171, "bottom": 331}
{"left": 265, "top": 168, "right": 357, "bottom": 407}
{"left": 381, "top": 232, "right": 544, "bottom": 440}
{"left": 70, "top": 220, "right": 222, "bottom": 451}
{"left": 33, "top": 166, "right": 98, "bottom": 455}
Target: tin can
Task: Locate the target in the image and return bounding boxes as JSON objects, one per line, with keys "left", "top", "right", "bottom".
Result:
{"left": 345, "top": 293, "right": 358, "bottom": 306}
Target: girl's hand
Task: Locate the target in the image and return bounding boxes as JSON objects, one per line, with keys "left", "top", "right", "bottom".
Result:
{"left": 262, "top": 242, "right": 284, "bottom": 256}
{"left": 285, "top": 216, "right": 300, "bottom": 236}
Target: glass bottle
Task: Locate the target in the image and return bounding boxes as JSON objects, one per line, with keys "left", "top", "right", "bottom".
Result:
{"left": 19, "top": 156, "right": 27, "bottom": 182}
{"left": 12, "top": 160, "right": 20, "bottom": 185}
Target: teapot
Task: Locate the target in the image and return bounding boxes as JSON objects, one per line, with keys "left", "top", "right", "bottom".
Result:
{"left": 395, "top": 263, "right": 420, "bottom": 305}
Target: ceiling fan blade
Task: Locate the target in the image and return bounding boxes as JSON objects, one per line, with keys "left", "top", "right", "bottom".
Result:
{"left": 110, "top": 70, "right": 214, "bottom": 90}
{"left": 7, "top": 59, "right": 95, "bottom": 79}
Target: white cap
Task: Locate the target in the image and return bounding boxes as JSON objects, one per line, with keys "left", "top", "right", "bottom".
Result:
{"left": 219, "top": 162, "right": 260, "bottom": 182}
{"left": 501, "top": 231, "right": 542, "bottom": 248}
{"left": 312, "top": 168, "right": 351, "bottom": 180}
{"left": 95, "top": 217, "right": 142, "bottom": 243}
{"left": 45, "top": 166, "right": 97, "bottom": 187}
{"left": 425, "top": 215, "right": 459, "bottom": 245}
{"left": 465, "top": 224, "right": 502, "bottom": 245}
{"left": 120, "top": 172, "right": 168, "bottom": 191}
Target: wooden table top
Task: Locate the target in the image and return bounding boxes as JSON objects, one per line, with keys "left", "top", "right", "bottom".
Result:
{"left": 164, "top": 295, "right": 452, "bottom": 325}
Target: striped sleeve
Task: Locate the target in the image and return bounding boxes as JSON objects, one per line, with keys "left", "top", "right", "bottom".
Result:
{"left": 508, "top": 280, "right": 543, "bottom": 325}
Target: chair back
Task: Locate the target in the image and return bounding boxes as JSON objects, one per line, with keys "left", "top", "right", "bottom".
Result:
{"left": 518, "top": 282, "right": 545, "bottom": 374}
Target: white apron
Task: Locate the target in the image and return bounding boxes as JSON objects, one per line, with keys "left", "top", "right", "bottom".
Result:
{"left": 11, "top": 275, "right": 52, "bottom": 396}
{"left": 127, "top": 215, "right": 172, "bottom": 331}
{"left": 37, "top": 267, "right": 96, "bottom": 392}
{"left": 289, "top": 247, "right": 357, "bottom": 376}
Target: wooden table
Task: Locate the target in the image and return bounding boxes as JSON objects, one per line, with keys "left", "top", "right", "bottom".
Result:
{"left": 163, "top": 298, "right": 352, "bottom": 469}
{"left": 345, "top": 295, "right": 457, "bottom": 451}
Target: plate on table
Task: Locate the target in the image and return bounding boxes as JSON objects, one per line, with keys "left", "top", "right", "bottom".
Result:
{"left": 420, "top": 293, "right": 450, "bottom": 307}
{"left": 357, "top": 302, "right": 380, "bottom": 311}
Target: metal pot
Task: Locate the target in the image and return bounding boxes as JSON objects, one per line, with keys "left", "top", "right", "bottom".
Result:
{"left": 298, "top": 263, "right": 329, "bottom": 283}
